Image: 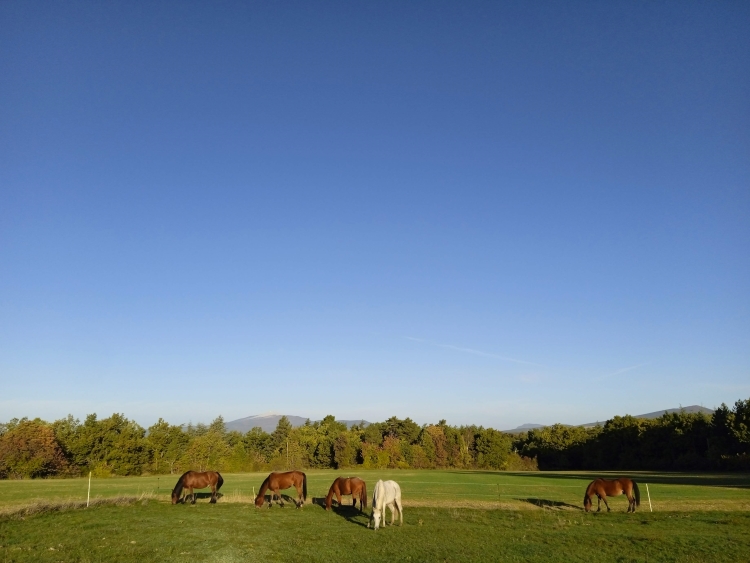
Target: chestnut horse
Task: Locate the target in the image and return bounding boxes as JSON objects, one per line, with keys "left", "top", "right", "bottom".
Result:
{"left": 325, "top": 477, "right": 367, "bottom": 511}
{"left": 171, "top": 471, "right": 224, "bottom": 504}
{"left": 255, "top": 471, "right": 307, "bottom": 508}
{"left": 583, "top": 478, "right": 640, "bottom": 513}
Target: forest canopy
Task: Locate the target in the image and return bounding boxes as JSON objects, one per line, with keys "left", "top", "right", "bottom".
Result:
{"left": 1, "top": 398, "right": 748, "bottom": 479}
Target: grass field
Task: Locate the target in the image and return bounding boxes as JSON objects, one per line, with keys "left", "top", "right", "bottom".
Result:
{"left": 1, "top": 470, "right": 749, "bottom": 562}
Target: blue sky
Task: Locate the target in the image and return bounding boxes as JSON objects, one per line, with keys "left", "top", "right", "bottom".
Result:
{"left": 1, "top": 1, "right": 748, "bottom": 429}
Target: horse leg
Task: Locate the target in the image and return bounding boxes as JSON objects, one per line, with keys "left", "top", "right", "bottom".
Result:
{"left": 189, "top": 487, "right": 195, "bottom": 504}
{"left": 210, "top": 484, "right": 217, "bottom": 503}
{"left": 277, "top": 488, "right": 284, "bottom": 507}
{"left": 596, "top": 495, "right": 602, "bottom": 512}
{"left": 602, "top": 495, "right": 611, "bottom": 512}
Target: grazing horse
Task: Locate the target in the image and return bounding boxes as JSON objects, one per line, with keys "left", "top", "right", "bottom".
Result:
{"left": 583, "top": 478, "right": 640, "bottom": 513}
{"left": 325, "top": 477, "right": 367, "bottom": 511}
{"left": 255, "top": 471, "right": 307, "bottom": 508}
{"left": 171, "top": 471, "right": 224, "bottom": 504}
{"left": 368, "top": 479, "right": 402, "bottom": 530}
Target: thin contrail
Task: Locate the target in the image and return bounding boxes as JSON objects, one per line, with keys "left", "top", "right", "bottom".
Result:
{"left": 594, "top": 362, "right": 649, "bottom": 381}
{"left": 404, "top": 336, "right": 543, "bottom": 366}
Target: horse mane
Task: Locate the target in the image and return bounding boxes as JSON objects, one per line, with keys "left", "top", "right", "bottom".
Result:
{"left": 583, "top": 479, "right": 594, "bottom": 507}
{"left": 325, "top": 481, "right": 336, "bottom": 508}
{"left": 372, "top": 480, "right": 383, "bottom": 509}
{"left": 256, "top": 474, "right": 271, "bottom": 500}
{"left": 172, "top": 471, "right": 192, "bottom": 499}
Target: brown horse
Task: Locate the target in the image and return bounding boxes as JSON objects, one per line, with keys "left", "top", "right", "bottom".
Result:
{"left": 171, "top": 471, "right": 224, "bottom": 504}
{"left": 255, "top": 471, "right": 307, "bottom": 508}
{"left": 583, "top": 478, "right": 640, "bottom": 513}
{"left": 325, "top": 477, "right": 367, "bottom": 511}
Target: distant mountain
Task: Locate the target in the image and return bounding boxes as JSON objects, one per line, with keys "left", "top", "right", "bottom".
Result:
{"left": 502, "top": 423, "right": 545, "bottom": 433}
{"left": 580, "top": 405, "right": 714, "bottom": 428}
{"left": 224, "top": 414, "right": 370, "bottom": 434}
{"left": 503, "top": 405, "right": 714, "bottom": 434}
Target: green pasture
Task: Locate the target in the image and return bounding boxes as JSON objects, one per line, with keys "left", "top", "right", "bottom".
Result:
{"left": 1, "top": 471, "right": 749, "bottom": 562}
{"left": 1, "top": 470, "right": 748, "bottom": 511}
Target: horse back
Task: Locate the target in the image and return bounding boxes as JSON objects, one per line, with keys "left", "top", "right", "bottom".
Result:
{"left": 337, "top": 477, "right": 352, "bottom": 495}
{"left": 595, "top": 477, "right": 632, "bottom": 496}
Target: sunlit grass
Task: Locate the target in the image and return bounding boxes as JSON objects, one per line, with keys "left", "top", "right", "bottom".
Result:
{"left": 1, "top": 469, "right": 748, "bottom": 511}
{"left": 1, "top": 471, "right": 749, "bottom": 561}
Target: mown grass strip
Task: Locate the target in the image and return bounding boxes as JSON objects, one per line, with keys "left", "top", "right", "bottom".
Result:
{"left": 0, "top": 493, "right": 156, "bottom": 520}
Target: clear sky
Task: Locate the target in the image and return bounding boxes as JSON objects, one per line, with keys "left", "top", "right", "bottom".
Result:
{"left": 1, "top": 1, "right": 748, "bottom": 429}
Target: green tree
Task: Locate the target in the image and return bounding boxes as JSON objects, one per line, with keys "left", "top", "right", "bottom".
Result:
{"left": 183, "top": 432, "right": 231, "bottom": 472}
{"left": 58, "top": 413, "right": 149, "bottom": 476}
{"left": 270, "top": 416, "right": 293, "bottom": 454}
{"left": 362, "top": 423, "right": 384, "bottom": 446}
{"left": 475, "top": 428, "right": 512, "bottom": 469}
{"left": 147, "top": 419, "right": 188, "bottom": 474}
{"left": 333, "top": 432, "right": 356, "bottom": 469}
{"left": 208, "top": 416, "right": 227, "bottom": 436}
{"left": 382, "top": 416, "right": 421, "bottom": 444}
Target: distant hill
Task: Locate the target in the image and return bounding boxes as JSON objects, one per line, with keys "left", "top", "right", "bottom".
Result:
{"left": 502, "top": 423, "right": 545, "bottom": 433}
{"left": 503, "top": 405, "right": 714, "bottom": 433}
{"left": 580, "top": 405, "right": 714, "bottom": 428}
{"left": 224, "top": 414, "right": 370, "bottom": 434}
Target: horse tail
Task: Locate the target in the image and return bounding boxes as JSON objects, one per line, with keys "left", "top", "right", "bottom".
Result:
{"left": 362, "top": 480, "right": 367, "bottom": 509}
{"left": 633, "top": 480, "right": 640, "bottom": 507}
{"left": 302, "top": 472, "right": 308, "bottom": 501}
{"left": 216, "top": 472, "right": 224, "bottom": 491}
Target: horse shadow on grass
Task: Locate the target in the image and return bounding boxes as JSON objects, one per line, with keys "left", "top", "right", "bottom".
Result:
{"left": 311, "top": 497, "right": 370, "bottom": 528}
{"left": 258, "top": 493, "right": 305, "bottom": 507}
{"left": 454, "top": 470, "right": 750, "bottom": 489}
{"left": 178, "top": 492, "right": 224, "bottom": 504}
{"left": 516, "top": 498, "right": 582, "bottom": 511}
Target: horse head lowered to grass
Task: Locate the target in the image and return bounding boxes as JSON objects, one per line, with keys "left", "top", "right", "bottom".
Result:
{"left": 171, "top": 471, "right": 223, "bottom": 504}
{"left": 583, "top": 477, "right": 640, "bottom": 513}
{"left": 368, "top": 479, "right": 402, "bottom": 530}
{"left": 255, "top": 471, "right": 307, "bottom": 508}
{"left": 325, "top": 477, "right": 367, "bottom": 511}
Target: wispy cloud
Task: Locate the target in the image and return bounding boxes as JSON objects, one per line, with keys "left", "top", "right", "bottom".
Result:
{"left": 594, "top": 362, "right": 649, "bottom": 381}
{"left": 404, "top": 336, "right": 543, "bottom": 366}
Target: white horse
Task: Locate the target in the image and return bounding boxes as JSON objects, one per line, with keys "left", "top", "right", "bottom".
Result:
{"left": 368, "top": 479, "right": 403, "bottom": 530}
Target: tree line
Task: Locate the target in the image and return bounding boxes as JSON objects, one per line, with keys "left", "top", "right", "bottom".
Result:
{"left": 0, "top": 413, "right": 536, "bottom": 479}
{"left": 0, "top": 397, "right": 747, "bottom": 479}
{"left": 516, "top": 398, "right": 750, "bottom": 471}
